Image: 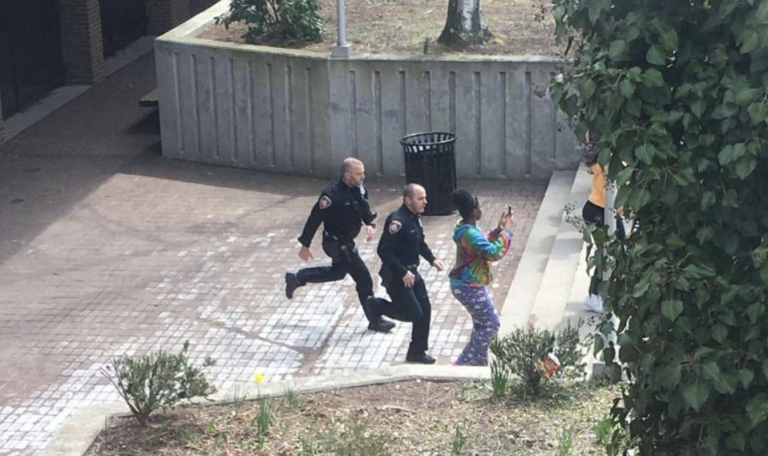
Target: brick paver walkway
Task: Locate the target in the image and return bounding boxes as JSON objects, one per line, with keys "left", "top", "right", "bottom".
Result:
{"left": 0, "top": 52, "right": 547, "bottom": 455}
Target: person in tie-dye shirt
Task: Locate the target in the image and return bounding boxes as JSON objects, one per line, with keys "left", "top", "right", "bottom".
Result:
{"left": 449, "top": 190, "right": 514, "bottom": 366}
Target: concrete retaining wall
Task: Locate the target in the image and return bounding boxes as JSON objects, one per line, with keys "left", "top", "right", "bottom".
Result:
{"left": 155, "top": 0, "right": 580, "bottom": 179}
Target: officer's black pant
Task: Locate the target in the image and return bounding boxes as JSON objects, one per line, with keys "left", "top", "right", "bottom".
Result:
{"left": 295, "top": 244, "right": 374, "bottom": 312}
{"left": 582, "top": 200, "right": 626, "bottom": 295}
{"left": 379, "top": 277, "right": 431, "bottom": 355}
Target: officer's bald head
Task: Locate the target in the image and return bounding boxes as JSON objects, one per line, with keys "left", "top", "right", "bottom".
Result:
{"left": 403, "top": 184, "right": 425, "bottom": 199}
{"left": 403, "top": 184, "right": 427, "bottom": 214}
{"left": 341, "top": 158, "right": 365, "bottom": 187}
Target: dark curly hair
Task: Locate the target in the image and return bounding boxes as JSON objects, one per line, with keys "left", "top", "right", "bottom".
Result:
{"left": 453, "top": 189, "right": 477, "bottom": 220}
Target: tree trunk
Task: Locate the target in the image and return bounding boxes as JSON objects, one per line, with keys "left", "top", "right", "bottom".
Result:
{"left": 438, "top": 0, "right": 491, "bottom": 47}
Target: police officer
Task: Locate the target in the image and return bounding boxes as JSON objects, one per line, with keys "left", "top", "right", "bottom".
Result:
{"left": 285, "top": 157, "right": 395, "bottom": 333}
{"left": 366, "top": 183, "right": 444, "bottom": 364}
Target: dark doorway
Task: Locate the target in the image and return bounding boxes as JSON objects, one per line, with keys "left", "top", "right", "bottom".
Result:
{"left": 0, "top": 0, "right": 66, "bottom": 119}
{"left": 99, "top": 0, "right": 148, "bottom": 58}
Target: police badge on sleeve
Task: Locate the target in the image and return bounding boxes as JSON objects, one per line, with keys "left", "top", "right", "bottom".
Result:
{"left": 318, "top": 195, "right": 332, "bottom": 209}
{"left": 388, "top": 220, "right": 402, "bottom": 234}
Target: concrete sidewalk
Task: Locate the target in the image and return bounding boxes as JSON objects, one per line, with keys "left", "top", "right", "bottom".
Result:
{"left": 0, "top": 52, "right": 547, "bottom": 455}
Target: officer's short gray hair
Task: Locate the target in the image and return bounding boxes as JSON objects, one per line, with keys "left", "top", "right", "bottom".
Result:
{"left": 340, "top": 157, "right": 363, "bottom": 177}
{"left": 403, "top": 183, "right": 425, "bottom": 199}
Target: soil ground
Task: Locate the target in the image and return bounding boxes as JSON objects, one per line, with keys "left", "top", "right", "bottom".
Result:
{"left": 86, "top": 379, "right": 617, "bottom": 455}
{"left": 199, "top": 0, "right": 563, "bottom": 57}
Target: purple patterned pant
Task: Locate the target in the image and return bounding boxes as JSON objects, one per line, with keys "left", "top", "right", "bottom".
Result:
{"left": 451, "top": 283, "right": 500, "bottom": 366}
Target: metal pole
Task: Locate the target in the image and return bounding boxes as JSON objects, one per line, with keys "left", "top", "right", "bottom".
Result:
{"left": 332, "top": 0, "right": 352, "bottom": 58}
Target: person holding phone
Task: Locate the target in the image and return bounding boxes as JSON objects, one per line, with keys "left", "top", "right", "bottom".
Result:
{"left": 448, "top": 190, "right": 515, "bottom": 366}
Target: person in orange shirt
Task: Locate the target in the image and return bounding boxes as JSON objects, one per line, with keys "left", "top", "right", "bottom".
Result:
{"left": 582, "top": 136, "right": 625, "bottom": 313}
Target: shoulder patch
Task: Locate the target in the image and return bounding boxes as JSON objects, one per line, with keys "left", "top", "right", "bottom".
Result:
{"left": 388, "top": 220, "right": 402, "bottom": 234}
{"left": 318, "top": 195, "right": 332, "bottom": 209}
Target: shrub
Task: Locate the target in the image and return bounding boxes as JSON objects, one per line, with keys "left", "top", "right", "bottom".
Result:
{"left": 490, "top": 321, "right": 586, "bottom": 397}
{"left": 102, "top": 341, "right": 216, "bottom": 426}
{"left": 553, "top": 1, "right": 768, "bottom": 454}
{"left": 490, "top": 358, "right": 511, "bottom": 397}
{"left": 215, "top": 0, "right": 324, "bottom": 45}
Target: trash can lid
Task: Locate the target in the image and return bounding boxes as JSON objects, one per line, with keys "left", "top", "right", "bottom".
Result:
{"left": 400, "top": 131, "right": 456, "bottom": 146}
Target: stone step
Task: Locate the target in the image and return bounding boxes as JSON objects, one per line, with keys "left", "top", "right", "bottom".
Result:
{"left": 528, "top": 163, "right": 591, "bottom": 331}
{"left": 498, "top": 170, "right": 576, "bottom": 335}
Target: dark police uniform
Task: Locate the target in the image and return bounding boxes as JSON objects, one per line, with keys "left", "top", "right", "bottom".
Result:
{"left": 373, "top": 204, "right": 437, "bottom": 361}
{"left": 289, "top": 180, "right": 387, "bottom": 327}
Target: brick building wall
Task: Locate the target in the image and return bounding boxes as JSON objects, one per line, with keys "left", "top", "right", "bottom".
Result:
{"left": 146, "top": 0, "right": 192, "bottom": 35}
{"left": 59, "top": 0, "right": 105, "bottom": 85}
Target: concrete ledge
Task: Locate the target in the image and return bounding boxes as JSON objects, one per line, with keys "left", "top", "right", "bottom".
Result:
{"left": 43, "top": 364, "right": 488, "bottom": 456}
{"left": 154, "top": 0, "right": 580, "bottom": 180}
{"left": 498, "top": 170, "right": 576, "bottom": 334}
{"left": 528, "top": 163, "right": 591, "bottom": 330}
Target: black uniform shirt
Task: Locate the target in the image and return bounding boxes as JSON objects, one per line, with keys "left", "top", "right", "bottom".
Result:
{"left": 377, "top": 205, "right": 436, "bottom": 279}
{"left": 298, "top": 180, "right": 377, "bottom": 247}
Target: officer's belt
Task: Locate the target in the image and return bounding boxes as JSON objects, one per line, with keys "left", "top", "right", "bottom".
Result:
{"left": 404, "top": 264, "right": 418, "bottom": 271}
{"left": 323, "top": 231, "right": 352, "bottom": 244}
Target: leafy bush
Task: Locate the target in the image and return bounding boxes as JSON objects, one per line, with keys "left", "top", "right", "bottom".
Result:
{"left": 490, "top": 321, "right": 586, "bottom": 397}
{"left": 215, "top": 0, "right": 324, "bottom": 45}
{"left": 102, "top": 341, "right": 216, "bottom": 426}
{"left": 490, "top": 358, "right": 511, "bottom": 397}
{"left": 553, "top": 1, "right": 768, "bottom": 454}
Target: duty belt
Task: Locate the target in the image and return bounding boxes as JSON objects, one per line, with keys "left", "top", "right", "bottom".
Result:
{"left": 324, "top": 231, "right": 352, "bottom": 244}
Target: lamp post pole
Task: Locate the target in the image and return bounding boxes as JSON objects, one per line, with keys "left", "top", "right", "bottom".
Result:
{"left": 332, "top": 0, "right": 352, "bottom": 58}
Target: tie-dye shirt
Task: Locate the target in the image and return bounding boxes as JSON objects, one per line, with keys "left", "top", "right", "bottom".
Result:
{"left": 449, "top": 223, "right": 513, "bottom": 287}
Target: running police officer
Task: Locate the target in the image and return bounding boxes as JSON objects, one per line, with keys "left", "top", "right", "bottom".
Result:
{"left": 366, "top": 183, "right": 444, "bottom": 363}
{"left": 285, "top": 157, "right": 395, "bottom": 333}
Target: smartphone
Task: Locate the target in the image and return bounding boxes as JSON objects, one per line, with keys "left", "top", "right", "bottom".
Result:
{"left": 507, "top": 205, "right": 513, "bottom": 216}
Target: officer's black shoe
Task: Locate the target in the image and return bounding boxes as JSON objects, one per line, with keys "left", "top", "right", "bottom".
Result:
{"left": 364, "top": 297, "right": 395, "bottom": 332}
{"left": 285, "top": 272, "right": 301, "bottom": 299}
{"left": 406, "top": 352, "right": 436, "bottom": 364}
{"left": 369, "top": 318, "right": 395, "bottom": 333}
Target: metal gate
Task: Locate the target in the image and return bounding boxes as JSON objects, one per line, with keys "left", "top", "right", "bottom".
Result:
{"left": 0, "top": 0, "right": 66, "bottom": 120}
{"left": 99, "top": 0, "right": 147, "bottom": 58}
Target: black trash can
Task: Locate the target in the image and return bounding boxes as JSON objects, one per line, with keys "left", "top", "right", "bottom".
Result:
{"left": 400, "top": 132, "right": 457, "bottom": 216}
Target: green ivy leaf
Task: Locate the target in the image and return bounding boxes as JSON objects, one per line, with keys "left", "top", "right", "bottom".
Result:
{"left": 712, "top": 104, "right": 739, "bottom": 119}
{"left": 594, "top": 335, "right": 605, "bottom": 356}
{"left": 633, "top": 279, "right": 651, "bottom": 298}
{"left": 661, "top": 299, "right": 684, "bottom": 321}
{"left": 581, "top": 79, "right": 597, "bottom": 100}
{"left": 588, "top": 0, "right": 610, "bottom": 24}
{"left": 610, "top": 40, "right": 629, "bottom": 60}
{"left": 619, "top": 79, "right": 634, "bottom": 98}
{"left": 739, "top": 369, "right": 754, "bottom": 389}
{"left": 701, "top": 192, "right": 716, "bottom": 210}
{"left": 722, "top": 189, "right": 739, "bottom": 208}
{"left": 690, "top": 99, "right": 706, "bottom": 118}
{"left": 646, "top": 45, "right": 666, "bottom": 65}
{"left": 615, "top": 166, "right": 634, "bottom": 186}
{"left": 642, "top": 69, "right": 665, "bottom": 87}
{"left": 760, "top": 263, "right": 768, "bottom": 287}
{"left": 735, "top": 156, "right": 757, "bottom": 180}
{"left": 718, "top": 145, "right": 736, "bottom": 165}
{"left": 735, "top": 87, "right": 759, "bottom": 106}
{"left": 712, "top": 324, "right": 727, "bottom": 343}
{"left": 740, "top": 30, "right": 760, "bottom": 54}
{"left": 681, "top": 382, "right": 709, "bottom": 412}
{"left": 635, "top": 144, "right": 655, "bottom": 164}
{"left": 747, "top": 102, "right": 766, "bottom": 124}
{"left": 762, "top": 360, "right": 768, "bottom": 380}
{"left": 697, "top": 226, "right": 714, "bottom": 244}
{"left": 726, "top": 432, "right": 746, "bottom": 451}
{"left": 747, "top": 393, "right": 768, "bottom": 425}
{"left": 659, "top": 30, "right": 679, "bottom": 51}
